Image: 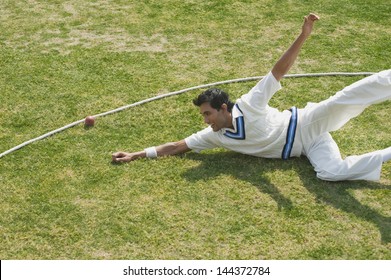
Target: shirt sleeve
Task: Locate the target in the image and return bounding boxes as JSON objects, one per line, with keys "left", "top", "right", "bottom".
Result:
{"left": 185, "top": 127, "right": 220, "bottom": 153}
{"left": 238, "top": 71, "right": 282, "bottom": 110}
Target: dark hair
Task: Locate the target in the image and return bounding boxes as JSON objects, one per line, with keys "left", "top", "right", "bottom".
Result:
{"left": 193, "top": 88, "right": 235, "bottom": 112}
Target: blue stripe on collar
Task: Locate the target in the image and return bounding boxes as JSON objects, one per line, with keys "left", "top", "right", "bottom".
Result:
{"left": 224, "top": 104, "right": 246, "bottom": 140}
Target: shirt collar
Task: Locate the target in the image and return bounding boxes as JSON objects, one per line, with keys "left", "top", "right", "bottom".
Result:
{"left": 223, "top": 104, "right": 243, "bottom": 134}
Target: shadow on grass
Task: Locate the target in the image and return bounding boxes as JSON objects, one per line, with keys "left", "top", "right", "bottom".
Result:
{"left": 181, "top": 152, "right": 391, "bottom": 244}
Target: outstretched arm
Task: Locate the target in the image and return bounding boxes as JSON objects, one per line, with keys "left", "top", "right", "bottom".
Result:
{"left": 271, "top": 13, "right": 319, "bottom": 81}
{"left": 112, "top": 139, "right": 191, "bottom": 163}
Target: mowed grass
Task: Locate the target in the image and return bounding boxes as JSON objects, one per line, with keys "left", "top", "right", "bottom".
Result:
{"left": 0, "top": 0, "right": 390, "bottom": 259}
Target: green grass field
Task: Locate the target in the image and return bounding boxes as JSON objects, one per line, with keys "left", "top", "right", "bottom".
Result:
{"left": 0, "top": 0, "right": 390, "bottom": 259}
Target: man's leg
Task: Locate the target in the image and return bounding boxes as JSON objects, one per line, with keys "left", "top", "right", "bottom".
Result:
{"left": 300, "top": 70, "right": 390, "bottom": 181}
{"left": 299, "top": 69, "right": 391, "bottom": 142}
{"left": 305, "top": 133, "right": 383, "bottom": 181}
{"left": 377, "top": 147, "right": 391, "bottom": 163}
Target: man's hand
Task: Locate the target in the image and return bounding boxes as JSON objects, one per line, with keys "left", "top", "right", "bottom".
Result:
{"left": 271, "top": 13, "right": 320, "bottom": 81}
{"left": 112, "top": 151, "right": 142, "bottom": 163}
{"left": 302, "top": 13, "right": 320, "bottom": 37}
{"left": 111, "top": 140, "right": 189, "bottom": 164}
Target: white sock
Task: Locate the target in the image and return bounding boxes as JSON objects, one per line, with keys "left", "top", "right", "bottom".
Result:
{"left": 378, "top": 147, "right": 391, "bottom": 163}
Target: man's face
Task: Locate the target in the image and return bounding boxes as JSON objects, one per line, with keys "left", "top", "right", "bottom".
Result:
{"left": 199, "top": 102, "right": 230, "bottom": 132}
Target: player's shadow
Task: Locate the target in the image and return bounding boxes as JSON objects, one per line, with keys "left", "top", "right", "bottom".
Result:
{"left": 181, "top": 152, "right": 391, "bottom": 244}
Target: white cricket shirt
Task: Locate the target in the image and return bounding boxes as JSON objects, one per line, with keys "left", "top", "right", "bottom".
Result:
{"left": 185, "top": 72, "right": 303, "bottom": 158}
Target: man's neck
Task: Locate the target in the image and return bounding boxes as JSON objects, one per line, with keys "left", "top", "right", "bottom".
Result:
{"left": 226, "top": 113, "right": 234, "bottom": 130}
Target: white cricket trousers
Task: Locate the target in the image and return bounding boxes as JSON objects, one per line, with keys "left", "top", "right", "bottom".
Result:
{"left": 298, "top": 69, "right": 391, "bottom": 181}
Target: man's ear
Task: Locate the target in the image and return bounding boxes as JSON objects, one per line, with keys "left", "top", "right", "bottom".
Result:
{"left": 221, "top": 103, "right": 228, "bottom": 112}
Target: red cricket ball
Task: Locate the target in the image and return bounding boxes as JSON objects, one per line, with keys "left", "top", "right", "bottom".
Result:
{"left": 84, "top": 116, "right": 95, "bottom": 126}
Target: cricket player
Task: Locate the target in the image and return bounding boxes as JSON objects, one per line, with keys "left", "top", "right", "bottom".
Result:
{"left": 112, "top": 13, "right": 391, "bottom": 181}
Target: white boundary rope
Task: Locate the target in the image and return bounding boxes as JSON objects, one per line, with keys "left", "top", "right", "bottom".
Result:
{"left": 0, "top": 72, "right": 375, "bottom": 159}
